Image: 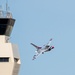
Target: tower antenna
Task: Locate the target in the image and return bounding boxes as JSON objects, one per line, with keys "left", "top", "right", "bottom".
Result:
{"left": 6, "top": 0, "right": 8, "bottom": 12}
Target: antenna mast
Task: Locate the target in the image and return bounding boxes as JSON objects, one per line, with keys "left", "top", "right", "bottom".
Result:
{"left": 6, "top": 0, "right": 8, "bottom": 12}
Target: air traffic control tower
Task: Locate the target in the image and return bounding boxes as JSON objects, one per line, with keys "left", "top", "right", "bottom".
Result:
{"left": 0, "top": 3, "right": 21, "bottom": 75}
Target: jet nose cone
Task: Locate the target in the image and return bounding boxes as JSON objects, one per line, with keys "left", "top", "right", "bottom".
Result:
{"left": 52, "top": 46, "right": 54, "bottom": 49}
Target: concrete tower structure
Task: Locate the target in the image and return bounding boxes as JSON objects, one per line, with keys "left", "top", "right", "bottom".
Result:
{"left": 0, "top": 3, "right": 21, "bottom": 75}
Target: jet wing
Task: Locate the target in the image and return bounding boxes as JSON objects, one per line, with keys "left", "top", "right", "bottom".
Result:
{"left": 43, "top": 38, "right": 52, "bottom": 49}
{"left": 47, "top": 38, "right": 52, "bottom": 45}
{"left": 31, "top": 43, "right": 42, "bottom": 49}
{"left": 32, "top": 50, "right": 43, "bottom": 60}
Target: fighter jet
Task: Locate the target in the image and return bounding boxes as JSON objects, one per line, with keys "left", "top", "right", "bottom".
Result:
{"left": 31, "top": 38, "right": 54, "bottom": 60}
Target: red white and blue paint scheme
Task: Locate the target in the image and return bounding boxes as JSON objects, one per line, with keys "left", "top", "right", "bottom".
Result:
{"left": 31, "top": 38, "right": 54, "bottom": 60}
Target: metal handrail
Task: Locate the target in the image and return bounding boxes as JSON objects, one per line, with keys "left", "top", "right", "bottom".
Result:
{"left": 0, "top": 10, "right": 12, "bottom": 18}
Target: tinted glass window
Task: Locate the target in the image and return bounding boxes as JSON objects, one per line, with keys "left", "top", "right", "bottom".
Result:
{"left": 0, "top": 25, "right": 7, "bottom": 35}
{"left": 0, "top": 58, "right": 9, "bottom": 62}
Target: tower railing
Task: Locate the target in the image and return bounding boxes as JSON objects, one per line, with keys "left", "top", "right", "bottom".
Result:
{"left": 0, "top": 10, "right": 12, "bottom": 18}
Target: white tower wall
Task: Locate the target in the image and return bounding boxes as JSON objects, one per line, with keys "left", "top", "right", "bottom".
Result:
{"left": 0, "top": 35, "right": 21, "bottom": 75}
